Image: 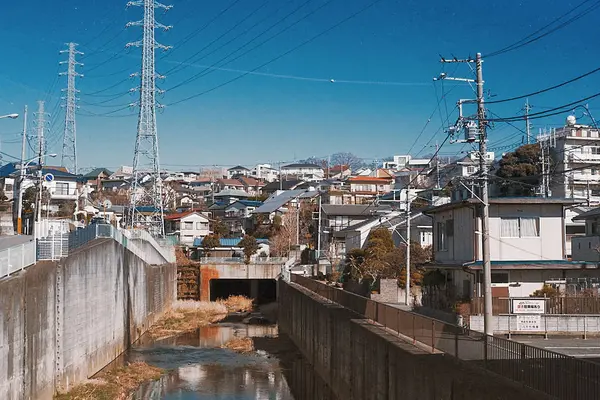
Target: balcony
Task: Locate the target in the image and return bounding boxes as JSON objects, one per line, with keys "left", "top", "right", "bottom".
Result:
{"left": 51, "top": 188, "right": 78, "bottom": 200}
{"left": 570, "top": 173, "right": 600, "bottom": 182}
{"left": 568, "top": 153, "right": 600, "bottom": 163}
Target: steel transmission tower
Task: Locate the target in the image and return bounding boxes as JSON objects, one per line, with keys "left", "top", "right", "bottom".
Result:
{"left": 60, "top": 43, "right": 83, "bottom": 174}
{"left": 126, "top": 0, "right": 172, "bottom": 236}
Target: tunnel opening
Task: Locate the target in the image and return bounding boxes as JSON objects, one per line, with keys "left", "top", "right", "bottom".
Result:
{"left": 209, "top": 279, "right": 277, "bottom": 304}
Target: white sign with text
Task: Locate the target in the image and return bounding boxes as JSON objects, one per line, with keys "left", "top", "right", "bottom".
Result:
{"left": 511, "top": 298, "right": 545, "bottom": 314}
{"left": 516, "top": 315, "right": 542, "bottom": 332}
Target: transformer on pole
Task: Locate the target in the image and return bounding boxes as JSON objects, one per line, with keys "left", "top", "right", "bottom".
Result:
{"left": 126, "top": 0, "right": 172, "bottom": 236}
{"left": 60, "top": 42, "right": 83, "bottom": 175}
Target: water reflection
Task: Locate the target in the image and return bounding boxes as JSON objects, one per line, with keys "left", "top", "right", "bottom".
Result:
{"left": 129, "top": 323, "right": 334, "bottom": 400}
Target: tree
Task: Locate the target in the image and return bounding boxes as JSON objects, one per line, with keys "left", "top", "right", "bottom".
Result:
{"left": 57, "top": 201, "right": 76, "bottom": 218}
{"left": 495, "top": 144, "right": 542, "bottom": 196}
{"left": 239, "top": 235, "right": 260, "bottom": 264}
{"left": 330, "top": 152, "right": 364, "bottom": 171}
{"left": 270, "top": 210, "right": 297, "bottom": 256}
{"left": 211, "top": 218, "right": 229, "bottom": 237}
{"left": 202, "top": 234, "right": 220, "bottom": 257}
{"left": 22, "top": 187, "right": 37, "bottom": 213}
{"left": 390, "top": 243, "right": 433, "bottom": 287}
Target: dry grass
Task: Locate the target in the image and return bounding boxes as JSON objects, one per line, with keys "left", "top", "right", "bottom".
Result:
{"left": 54, "top": 362, "right": 162, "bottom": 400}
{"left": 221, "top": 337, "right": 254, "bottom": 354}
{"left": 218, "top": 295, "right": 254, "bottom": 313}
{"left": 149, "top": 300, "right": 228, "bottom": 339}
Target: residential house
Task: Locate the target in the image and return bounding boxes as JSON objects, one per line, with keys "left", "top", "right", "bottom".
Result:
{"left": 238, "top": 176, "right": 266, "bottom": 196}
{"left": 571, "top": 207, "right": 600, "bottom": 263}
{"left": 250, "top": 164, "right": 279, "bottom": 182}
{"left": 383, "top": 155, "right": 431, "bottom": 171}
{"left": 212, "top": 189, "right": 251, "bottom": 205}
{"left": 262, "top": 179, "right": 308, "bottom": 195}
{"left": 347, "top": 176, "right": 393, "bottom": 203}
{"left": 539, "top": 117, "right": 600, "bottom": 204}
{"left": 424, "top": 197, "right": 586, "bottom": 299}
{"left": 216, "top": 179, "right": 245, "bottom": 192}
{"left": 320, "top": 204, "right": 393, "bottom": 260}
{"left": 164, "top": 211, "right": 211, "bottom": 246}
{"left": 227, "top": 165, "right": 250, "bottom": 179}
{"left": 281, "top": 163, "right": 324, "bottom": 182}
{"left": 223, "top": 200, "right": 263, "bottom": 236}
{"left": 101, "top": 179, "right": 130, "bottom": 194}
{"left": 253, "top": 189, "right": 319, "bottom": 222}
{"left": 327, "top": 165, "right": 351, "bottom": 180}
{"left": 84, "top": 168, "right": 113, "bottom": 190}
{"left": 110, "top": 166, "right": 133, "bottom": 180}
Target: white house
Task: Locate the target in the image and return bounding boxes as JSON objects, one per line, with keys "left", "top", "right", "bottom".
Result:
{"left": 281, "top": 163, "right": 324, "bottom": 182}
{"left": 250, "top": 164, "right": 279, "bottom": 182}
{"left": 164, "top": 211, "right": 211, "bottom": 246}
{"left": 424, "top": 197, "right": 585, "bottom": 298}
{"left": 227, "top": 165, "right": 250, "bottom": 179}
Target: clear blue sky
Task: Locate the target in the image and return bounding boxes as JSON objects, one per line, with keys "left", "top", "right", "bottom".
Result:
{"left": 0, "top": 0, "right": 599, "bottom": 171}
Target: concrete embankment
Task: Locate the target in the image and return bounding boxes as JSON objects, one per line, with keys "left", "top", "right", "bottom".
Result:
{"left": 278, "top": 280, "right": 549, "bottom": 400}
{"left": 0, "top": 238, "right": 176, "bottom": 400}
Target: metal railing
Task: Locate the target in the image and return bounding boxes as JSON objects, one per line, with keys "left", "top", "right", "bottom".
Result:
{"left": 291, "top": 274, "right": 600, "bottom": 400}
{"left": 199, "top": 256, "right": 289, "bottom": 264}
{"left": 0, "top": 240, "right": 36, "bottom": 278}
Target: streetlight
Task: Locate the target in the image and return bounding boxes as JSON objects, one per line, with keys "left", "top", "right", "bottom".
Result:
{"left": 0, "top": 113, "right": 19, "bottom": 120}
{"left": 17, "top": 153, "right": 57, "bottom": 234}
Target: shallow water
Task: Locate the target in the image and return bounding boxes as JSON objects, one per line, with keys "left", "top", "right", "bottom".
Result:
{"left": 128, "top": 323, "right": 318, "bottom": 399}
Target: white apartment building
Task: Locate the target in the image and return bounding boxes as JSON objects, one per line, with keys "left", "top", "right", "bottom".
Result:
{"left": 383, "top": 155, "right": 431, "bottom": 171}
{"left": 281, "top": 163, "right": 324, "bottom": 182}
{"left": 541, "top": 117, "right": 600, "bottom": 204}
{"left": 250, "top": 163, "right": 279, "bottom": 182}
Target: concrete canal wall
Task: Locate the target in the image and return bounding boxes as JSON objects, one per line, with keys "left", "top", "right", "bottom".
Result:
{"left": 278, "top": 280, "right": 549, "bottom": 400}
{"left": 0, "top": 239, "right": 176, "bottom": 400}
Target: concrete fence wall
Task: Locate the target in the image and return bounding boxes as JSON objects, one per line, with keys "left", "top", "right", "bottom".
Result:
{"left": 278, "top": 280, "right": 549, "bottom": 400}
{"left": 0, "top": 239, "right": 176, "bottom": 400}
{"left": 470, "top": 314, "right": 600, "bottom": 335}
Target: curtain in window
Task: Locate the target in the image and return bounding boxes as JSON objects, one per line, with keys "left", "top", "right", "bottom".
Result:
{"left": 501, "top": 218, "right": 519, "bottom": 237}
{"left": 520, "top": 217, "right": 539, "bottom": 237}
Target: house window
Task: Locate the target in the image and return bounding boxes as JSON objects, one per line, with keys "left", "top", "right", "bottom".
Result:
{"left": 4, "top": 184, "right": 13, "bottom": 192}
{"left": 436, "top": 221, "right": 447, "bottom": 251}
{"left": 500, "top": 217, "right": 540, "bottom": 238}
{"left": 55, "top": 182, "right": 69, "bottom": 195}
{"left": 491, "top": 272, "right": 509, "bottom": 287}
{"left": 183, "top": 221, "right": 194, "bottom": 230}
{"left": 196, "top": 222, "right": 205, "bottom": 230}
{"left": 467, "top": 166, "right": 476, "bottom": 174}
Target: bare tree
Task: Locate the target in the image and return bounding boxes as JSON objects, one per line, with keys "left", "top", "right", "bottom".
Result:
{"left": 330, "top": 152, "right": 363, "bottom": 171}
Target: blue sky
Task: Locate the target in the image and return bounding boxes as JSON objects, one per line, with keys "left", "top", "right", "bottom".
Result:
{"left": 0, "top": 0, "right": 599, "bottom": 171}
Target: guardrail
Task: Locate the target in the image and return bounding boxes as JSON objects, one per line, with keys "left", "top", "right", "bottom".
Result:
{"left": 123, "top": 229, "right": 175, "bottom": 263}
{"left": 290, "top": 274, "right": 600, "bottom": 400}
{"left": 0, "top": 240, "right": 36, "bottom": 278}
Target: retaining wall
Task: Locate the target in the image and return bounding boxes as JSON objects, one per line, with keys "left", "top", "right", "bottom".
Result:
{"left": 278, "top": 280, "right": 549, "bottom": 400}
{"left": 0, "top": 238, "right": 176, "bottom": 400}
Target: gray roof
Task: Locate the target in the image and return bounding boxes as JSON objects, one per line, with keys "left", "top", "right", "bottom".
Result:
{"left": 282, "top": 163, "right": 323, "bottom": 169}
{"left": 213, "top": 189, "right": 250, "bottom": 198}
{"left": 321, "top": 204, "right": 390, "bottom": 217}
{"left": 228, "top": 165, "right": 249, "bottom": 171}
{"left": 573, "top": 207, "right": 600, "bottom": 221}
{"left": 254, "top": 189, "right": 310, "bottom": 214}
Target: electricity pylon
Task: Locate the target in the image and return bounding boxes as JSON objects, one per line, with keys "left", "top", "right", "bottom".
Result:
{"left": 126, "top": 0, "right": 172, "bottom": 236}
{"left": 60, "top": 43, "right": 83, "bottom": 175}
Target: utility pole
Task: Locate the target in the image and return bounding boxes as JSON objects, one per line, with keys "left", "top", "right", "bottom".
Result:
{"left": 279, "top": 162, "right": 282, "bottom": 190}
{"left": 475, "top": 53, "right": 493, "bottom": 336}
{"left": 126, "top": 0, "right": 172, "bottom": 236}
{"left": 60, "top": 42, "right": 83, "bottom": 174}
{"left": 316, "top": 193, "right": 322, "bottom": 260}
{"left": 439, "top": 52, "right": 492, "bottom": 335}
{"left": 524, "top": 99, "right": 532, "bottom": 145}
{"left": 35, "top": 101, "right": 47, "bottom": 224}
{"left": 405, "top": 185, "right": 411, "bottom": 306}
{"left": 17, "top": 105, "right": 28, "bottom": 234}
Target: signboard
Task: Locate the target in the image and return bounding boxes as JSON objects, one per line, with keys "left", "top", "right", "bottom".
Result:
{"left": 44, "top": 173, "right": 54, "bottom": 182}
{"left": 511, "top": 298, "right": 545, "bottom": 314}
{"left": 516, "top": 315, "right": 542, "bottom": 332}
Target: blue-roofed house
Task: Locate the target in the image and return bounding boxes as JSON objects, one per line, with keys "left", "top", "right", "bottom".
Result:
{"left": 223, "top": 200, "right": 263, "bottom": 236}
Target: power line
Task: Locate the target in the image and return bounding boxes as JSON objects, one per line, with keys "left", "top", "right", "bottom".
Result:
{"left": 166, "top": 0, "right": 386, "bottom": 106}
{"left": 166, "top": 0, "right": 327, "bottom": 89}
{"left": 486, "top": 66, "right": 600, "bottom": 104}
{"left": 484, "top": 0, "right": 600, "bottom": 58}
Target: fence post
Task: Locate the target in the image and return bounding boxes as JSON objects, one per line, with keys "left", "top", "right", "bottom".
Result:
{"left": 412, "top": 314, "right": 416, "bottom": 345}
{"left": 21, "top": 243, "right": 25, "bottom": 271}
{"left": 431, "top": 320, "right": 435, "bottom": 353}
{"left": 454, "top": 327, "right": 459, "bottom": 358}
{"left": 583, "top": 315, "right": 587, "bottom": 340}
{"left": 508, "top": 314, "right": 511, "bottom": 339}
{"left": 484, "top": 334, "right": 488, "bottom": 368}
{"left": 544, "top": 315, "right": 548, "bottom": 340}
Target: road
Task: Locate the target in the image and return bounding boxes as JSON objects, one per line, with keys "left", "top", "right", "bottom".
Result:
{"left": 513, "top": 337, "right": 600, "bottom": 363}
{"left": 0, "top": 235, "right": 33, "bottom": 250}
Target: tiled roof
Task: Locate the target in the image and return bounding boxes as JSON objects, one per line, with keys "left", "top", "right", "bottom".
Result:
{"left": 228, "top": 165, "right": 249, "bottom": 171}
{"left": 218, "top": 179, "right": 244, "bottom": 186}
{"left": 238, "top": 176, "right": 266, "bottom": 187}
{"left": 348, "top": 176, "right": 392, "bottom": 183}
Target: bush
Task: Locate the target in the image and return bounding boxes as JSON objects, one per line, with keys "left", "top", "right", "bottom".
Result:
{"left": 531, "top": 284, "right": 560, "bottom": 298}
{"left": 218, "top": 295, "right": 254, "bottom": 313}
